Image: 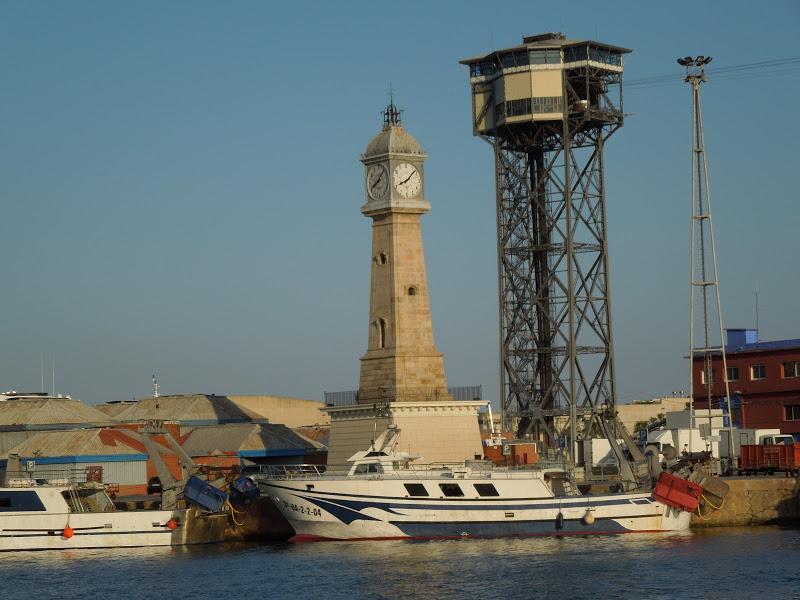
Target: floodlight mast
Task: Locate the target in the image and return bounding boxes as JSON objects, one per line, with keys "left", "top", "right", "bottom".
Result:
{"left": 680, "top": 55, "right": 737, "bottom": 469}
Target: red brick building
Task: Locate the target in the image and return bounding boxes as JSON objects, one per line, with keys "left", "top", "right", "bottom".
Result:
{"left": 692, "top": 329, "right": 800, "bottom": 436}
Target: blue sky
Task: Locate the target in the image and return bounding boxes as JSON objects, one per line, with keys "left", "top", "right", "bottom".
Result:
{"left": 1, "top": 1, "right": 798, "bottom": 406}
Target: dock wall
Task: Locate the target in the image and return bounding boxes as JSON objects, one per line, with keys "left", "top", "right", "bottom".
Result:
{"left": 691, "top": 476, "right": 800, "bottom": 527}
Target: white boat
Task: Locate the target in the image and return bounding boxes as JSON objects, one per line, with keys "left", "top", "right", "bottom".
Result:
{"left": 255, "top": 430, "right": 692, "bottom": 542}
{"left": 0, "top": 480, "right": 227, "bottom": 551}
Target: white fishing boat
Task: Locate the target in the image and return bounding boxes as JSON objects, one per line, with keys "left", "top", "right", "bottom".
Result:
{"left": 255, "top": 429, "right": 694, "bottom": 542}
{"left": 0, "top": 480, "right": 228, "bottom": 551}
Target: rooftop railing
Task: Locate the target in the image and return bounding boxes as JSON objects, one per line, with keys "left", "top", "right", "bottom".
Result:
{"left": 324, "top": 385, "right": 483, "bottom": 407}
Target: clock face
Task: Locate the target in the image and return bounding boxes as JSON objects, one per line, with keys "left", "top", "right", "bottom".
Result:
{"left": 392, "top": 162, "right": 421, "bottom": 199}
{"left": 366, "top": 165, "right": 389, "bottom": 200}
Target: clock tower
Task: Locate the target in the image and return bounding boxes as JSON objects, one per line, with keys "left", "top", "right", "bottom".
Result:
{"left": 358, "top": 103, "right": 452, "bottom": 404}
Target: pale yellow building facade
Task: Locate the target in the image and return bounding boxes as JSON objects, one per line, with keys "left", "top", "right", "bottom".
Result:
{"left": 615, "top": 397, "right": 689, "bottom": 434}
{"left": 326, "top": 401, "right": 484, "bottom": 465}
{"left": 228, "top": 395, "right": 329, "bottom": 428}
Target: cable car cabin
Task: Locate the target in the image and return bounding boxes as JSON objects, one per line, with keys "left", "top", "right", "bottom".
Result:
{"left": 460, "top": 32, "right": 630, "bottom": 138}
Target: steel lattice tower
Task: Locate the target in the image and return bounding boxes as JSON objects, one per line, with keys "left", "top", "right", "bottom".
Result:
{"left": 678, "top": 55, "right": 736, "bottom": 462}
{"left": 461, "top": 34, "right": 630, "bottom": 458}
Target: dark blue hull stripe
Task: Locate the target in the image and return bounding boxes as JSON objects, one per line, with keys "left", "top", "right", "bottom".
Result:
{"left": 391, "top": 518, "right": 630, "bottom": 537}
{"left": 293, "top": 493, "right": 660, "bottom": 526}
{"left": 294, "top": 492, "right": 652, "bottom": 513}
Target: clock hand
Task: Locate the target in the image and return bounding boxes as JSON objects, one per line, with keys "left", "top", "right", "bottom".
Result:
{"left": 400, "top": 172, "right": 415, "bottom": 185}
{"left": 370, "top": 171, "right": 385, "bottom": 189}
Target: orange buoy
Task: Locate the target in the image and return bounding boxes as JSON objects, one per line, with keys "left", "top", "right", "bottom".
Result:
{"left": 62, "top": 526, "right": 74, "bottom": 539}
{"left": 165, "top": 518, "right": 178, "bottom": 530}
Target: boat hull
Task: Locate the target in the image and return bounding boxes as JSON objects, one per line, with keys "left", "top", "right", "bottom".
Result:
{"left": 260, "top": 480, "right": 691, "bottom": 542}
{"left": 0, "top": 507, "right": 228, "bottom": 551}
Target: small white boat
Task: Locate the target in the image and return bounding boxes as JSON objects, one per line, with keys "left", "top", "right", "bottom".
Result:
{"left": 256, "top": 430, "right": 692, "bottom": 541}
{"left": 0, "top": 481, "right": 227, "bottom": 551}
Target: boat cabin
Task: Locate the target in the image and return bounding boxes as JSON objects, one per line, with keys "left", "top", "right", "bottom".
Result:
{"left": 1, "top": 482, "right": 115, "bottom": 514}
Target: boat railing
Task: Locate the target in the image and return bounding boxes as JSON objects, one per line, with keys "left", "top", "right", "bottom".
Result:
{"left": 247, "top": 459, "right": 572, "bottom": 481}
{"left": 3, "top": 467, "right": 114, "bottom": 488}
{"left": 245, "top": 464, "right": 330, "bottom": 479}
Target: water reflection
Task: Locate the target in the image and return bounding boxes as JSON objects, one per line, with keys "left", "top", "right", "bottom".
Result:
{"left": 0, "top": 528, "right": 798, "bottom": 600}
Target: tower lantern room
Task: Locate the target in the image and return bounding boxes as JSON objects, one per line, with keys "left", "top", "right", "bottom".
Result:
{"left": 460, "top": 32, "right": 630, "bottom": 143}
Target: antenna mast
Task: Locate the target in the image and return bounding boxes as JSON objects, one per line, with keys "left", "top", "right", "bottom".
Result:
{"left": 678, "top": 55, "right": 736, "bottom": 466}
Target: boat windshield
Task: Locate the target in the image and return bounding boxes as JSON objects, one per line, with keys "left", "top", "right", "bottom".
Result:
{"left": 352, "top": 463, "right": 383, "bottom": 475}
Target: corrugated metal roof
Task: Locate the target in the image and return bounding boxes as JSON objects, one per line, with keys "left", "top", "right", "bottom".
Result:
{"left": 182, "top": 423, "right": 323, "bottom": 456}
{"left": 727, "top": 339, "right": 800, "bottom": 353}
{"left": 181, "top": 423, "right": 256, "bottom": 455}
{"left": 0, "top": 397, "right": 116, "bottom": 428}
{"left": 294, "top": 425, "right": 329, "bottom": 448}
{"left": 94, "top": 401, "right": 138, "bottom": 418}
{"left": 111, "top": 395, "right": 262, "bottom": 424}
{"left": 703, "top": 338, "right": 800, "bottom": 355}
{"left": 1, "top": 429, "right": 144, "bottom": 459}
{"left": 244, "top": 424, "right": 324, "bottom": 452}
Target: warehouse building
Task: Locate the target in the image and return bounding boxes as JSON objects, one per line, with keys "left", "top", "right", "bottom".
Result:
{"left": 0, "top": 392, "right": 116, "bottom": 453}
{"left": 0, "top": 428, "right": 148, "bottom": 494}
{"left": 1, "top": 422, "right": 326, "bottom": 494}
{"left": 98, "top": 393, "right": 328, "bottom": 429}
{"left": 181, "top": 422, "right": 325, "bottom": 468}
{"left": 99, "top": 394, "right": 263, "bottom": 430}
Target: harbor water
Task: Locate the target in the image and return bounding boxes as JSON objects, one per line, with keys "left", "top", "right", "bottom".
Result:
{"left": 1, "top": 527, "right": 798, "bottom": 599}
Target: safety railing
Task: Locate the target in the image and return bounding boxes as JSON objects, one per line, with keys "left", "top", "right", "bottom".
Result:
{"left": 3, "top": 467, "right": 90, "bottom": 485}
{"left": 245, "top": 459, "right": 571, "bottom": 482}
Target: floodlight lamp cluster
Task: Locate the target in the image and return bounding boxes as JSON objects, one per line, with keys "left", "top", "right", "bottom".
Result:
{"left": 677, "top": 55, "right": 713, "bottom": 67}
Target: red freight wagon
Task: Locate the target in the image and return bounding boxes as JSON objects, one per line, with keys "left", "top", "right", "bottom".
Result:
{"left": 738, "top": 443, "right": 800, "bottom": 476}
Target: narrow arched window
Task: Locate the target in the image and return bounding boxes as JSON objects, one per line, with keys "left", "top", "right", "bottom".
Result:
{"left": 408, "top": 286, "right": 417, "bottom": 296}
{"left": 379, "top": 318, "right": 387, "bottom": 349}
{"left": 379, "top": 253, "right": 387, "bottom": 265}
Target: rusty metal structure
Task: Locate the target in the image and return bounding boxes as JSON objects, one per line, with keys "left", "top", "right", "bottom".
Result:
{"left": 461, "top": 33, "right": 631, "bottom": 459}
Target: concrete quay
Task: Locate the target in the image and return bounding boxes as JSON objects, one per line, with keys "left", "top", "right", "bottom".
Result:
{"left": 692, "top": 475, "right": 800, "bottom": 527}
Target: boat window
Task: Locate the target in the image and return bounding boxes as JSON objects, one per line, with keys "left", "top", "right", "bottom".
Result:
{"left": 0, "top": 490, "right": 47, "bottom": 512}
{"left": 404, "top": 483, "right": 428, "bottom": 497}
{"left": 439, "top": 483, "right": 464, "bottom": 497}
{"left": 353, "top": 463, "right": 382, "bottom": 475}
{"left": 474, "top": 483, "right": 500, "bottom": 497}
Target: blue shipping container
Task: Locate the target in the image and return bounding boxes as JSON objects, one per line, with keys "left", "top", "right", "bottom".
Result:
{"left": 183, "top": 476, "right": 228, "bottom": 513}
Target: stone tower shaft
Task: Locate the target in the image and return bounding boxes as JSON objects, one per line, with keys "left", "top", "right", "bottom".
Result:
{"left": 357, "top": 106, "right": 451, "bottom": 404}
